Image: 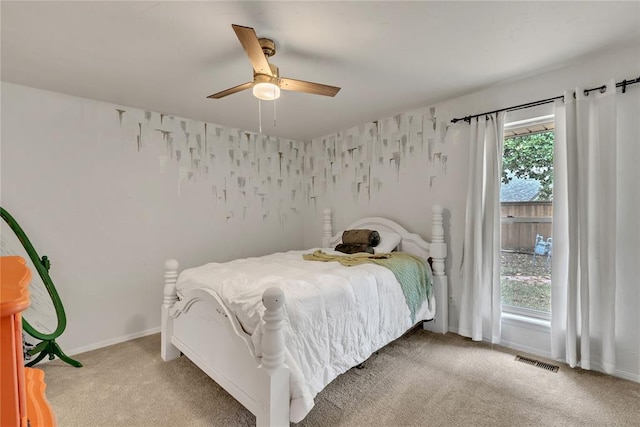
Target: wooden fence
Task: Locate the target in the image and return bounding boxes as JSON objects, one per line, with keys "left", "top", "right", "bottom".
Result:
{"left": 501, "top": 202, "right": 552, "bottom": 251}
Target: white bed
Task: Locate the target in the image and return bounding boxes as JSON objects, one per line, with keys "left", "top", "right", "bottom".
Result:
{"left": 161, "top": 205, "right": 448, "bottom": 426}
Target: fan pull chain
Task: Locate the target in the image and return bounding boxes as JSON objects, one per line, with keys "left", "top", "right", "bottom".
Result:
{"left": 273, "top": 96, "right": 277, "bottom": 128}
{"left": 258, "top": 99, "right": 262, "bottom": 133}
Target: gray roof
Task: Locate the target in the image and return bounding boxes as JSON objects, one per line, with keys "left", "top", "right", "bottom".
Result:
{"left": 500, "top": 176, "right": 541, "bottom": 202}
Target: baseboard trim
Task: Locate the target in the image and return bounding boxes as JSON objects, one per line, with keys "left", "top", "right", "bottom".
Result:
{"left": 65, "top": 327, "right": 161, "bottom": 357}
{"left": 611, "top": 369, "right": 640, "bottom": 383}
{"left": 575, "top": 360, "right": 640, "bottom": 383}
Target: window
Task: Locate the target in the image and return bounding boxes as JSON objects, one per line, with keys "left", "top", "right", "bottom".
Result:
{"left": 500, "top": 110, "right": 554, "bottom": 320}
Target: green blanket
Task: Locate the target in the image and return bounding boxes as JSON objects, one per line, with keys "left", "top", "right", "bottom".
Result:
{"left": 302, "top": 250, "right": 432, "bottom": 322}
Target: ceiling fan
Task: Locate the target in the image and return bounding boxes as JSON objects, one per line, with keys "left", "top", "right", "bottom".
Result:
{"left": 207, "top": 24, "right": 341, "bottom": 101}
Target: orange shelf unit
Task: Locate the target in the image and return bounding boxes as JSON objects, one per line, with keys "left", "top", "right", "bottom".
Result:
{"left": 1, "top": 256, "right": 56, "bottom": 427}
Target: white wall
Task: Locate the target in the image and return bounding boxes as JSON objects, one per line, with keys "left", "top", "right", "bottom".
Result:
{"left": 302, "top": 41, "right": 640, "bottom": 381}
{"left": 1, "top": 83, "right": 305, "bottom": 354}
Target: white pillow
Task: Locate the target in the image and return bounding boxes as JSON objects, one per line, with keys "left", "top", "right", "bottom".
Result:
{"left": 373, "top": 231, "right": 402, "bottom": 254}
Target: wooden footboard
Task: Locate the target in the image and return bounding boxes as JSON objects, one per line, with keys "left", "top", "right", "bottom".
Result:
{"left": 161, "top": 262, "right": 289, "bottom": 426}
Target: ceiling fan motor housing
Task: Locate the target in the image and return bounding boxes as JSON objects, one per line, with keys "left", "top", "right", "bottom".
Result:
{"left": 259, "top": 38, "right": 276, "bottom": 58}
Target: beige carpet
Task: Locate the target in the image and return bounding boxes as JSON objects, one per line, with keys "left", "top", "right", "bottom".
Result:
{"left": 39, "top": 329, "right": 640, "bottom": 426}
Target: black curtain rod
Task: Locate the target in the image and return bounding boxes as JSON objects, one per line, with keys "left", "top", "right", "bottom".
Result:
{"left": 451, "top": 76, "right": 640, "bottom": 124}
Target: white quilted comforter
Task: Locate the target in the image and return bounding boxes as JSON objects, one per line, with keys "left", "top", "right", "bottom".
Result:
{"left": 176, "top": 249, "right": 435, "bottom": 422}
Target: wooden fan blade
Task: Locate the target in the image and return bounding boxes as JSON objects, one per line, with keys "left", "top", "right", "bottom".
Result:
{"left": 207, "top": 82, "right": 253, "bottom": 99}
{"left": 280, "top": 78, "right": 341, "bottom": 97}
{"left": 232, "top": 24, "right": 272, "bottom": 76}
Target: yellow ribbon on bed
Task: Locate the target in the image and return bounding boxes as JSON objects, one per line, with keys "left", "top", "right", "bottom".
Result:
{"left": 302, "top": 250, "right": 431, "bottom": 322}
{"left": 302, "top": 250, "right": 391, "bottom": 265}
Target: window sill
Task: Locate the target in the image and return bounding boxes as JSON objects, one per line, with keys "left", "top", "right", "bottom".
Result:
{"left": 501, "top": 312, "right": 550, "bottom": 333}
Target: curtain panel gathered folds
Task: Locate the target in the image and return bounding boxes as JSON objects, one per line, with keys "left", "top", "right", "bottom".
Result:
{"left": 459, "top": 112, "right": 505, "bottom": 343}
{"left": 551, "top": 79, "right": 618, "bottom": 374}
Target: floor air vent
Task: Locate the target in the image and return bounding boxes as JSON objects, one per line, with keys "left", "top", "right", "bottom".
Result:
{"left": 515, "top": 355, "right": 559, "bottom": 373}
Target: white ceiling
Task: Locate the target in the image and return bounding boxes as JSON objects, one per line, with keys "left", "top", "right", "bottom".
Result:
{"left": 2, "top": 1, "right": 639, "bottom": 140}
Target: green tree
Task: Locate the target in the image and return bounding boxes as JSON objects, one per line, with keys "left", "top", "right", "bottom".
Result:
{"left": 501, "top": 131, "right": 554, "bottom": 201}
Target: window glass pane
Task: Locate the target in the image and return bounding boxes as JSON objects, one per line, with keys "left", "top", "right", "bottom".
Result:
{"left": 500, "top": 124, "right": 553, "bottom": 315}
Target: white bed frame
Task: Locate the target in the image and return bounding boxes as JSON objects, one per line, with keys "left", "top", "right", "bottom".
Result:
{"left": 161, "top": 205, "right": 448, "bottom": 426}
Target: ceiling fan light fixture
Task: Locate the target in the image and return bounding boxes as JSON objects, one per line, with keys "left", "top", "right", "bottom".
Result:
{"left": 253, "top": 82, "right": 281, "bottom": 100}
{"left": 206, "top": 25, "right": 340, "bottom": 101}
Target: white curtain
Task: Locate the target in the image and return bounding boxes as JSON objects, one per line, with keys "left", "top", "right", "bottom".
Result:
{"left": 459, "top": 112, "right": 505, "bottom": 343}
{"left": 551, "top": 79, "right": 617, "bottom": 374}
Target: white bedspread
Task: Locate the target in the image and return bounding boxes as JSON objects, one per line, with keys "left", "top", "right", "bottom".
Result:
{"left": 176, "top": 249, "right": 435, "bottom": 422}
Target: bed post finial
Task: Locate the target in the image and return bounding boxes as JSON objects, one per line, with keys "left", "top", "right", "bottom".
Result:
{"left": 257, "top": 287, "right": 289, "bottom": 426}
{"left": 163, "top": 259, "right": 179, "bottom": 304}
{"left": 322, "top": 208, "right": 333, "bottom": 248}
{"left": 261, "top": 287, "right": 286, "bottom": 369}
{"left": 430, "top": 205, "right": 446, "bottom": 276}
{"left": 161, "top": 259, "right": 181, "bottom": 361}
